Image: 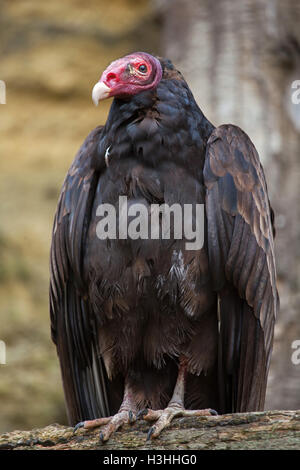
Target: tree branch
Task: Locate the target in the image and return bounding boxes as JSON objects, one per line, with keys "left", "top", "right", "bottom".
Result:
{"left": 1, "top": 410, "right": 300, "bottom": 450}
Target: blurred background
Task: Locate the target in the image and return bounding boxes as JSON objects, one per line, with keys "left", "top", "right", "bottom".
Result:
{"left": 0, "top": 0, "right": 299, "bottom": 433}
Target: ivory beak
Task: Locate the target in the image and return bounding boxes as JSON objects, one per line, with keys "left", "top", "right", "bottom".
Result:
{"left": 92, "top": 81, "right": 112, "bottom": 106}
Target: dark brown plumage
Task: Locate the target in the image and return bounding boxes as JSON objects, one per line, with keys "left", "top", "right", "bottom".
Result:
{"left": 50, "top": 53, "right": 278, "bottom": 439}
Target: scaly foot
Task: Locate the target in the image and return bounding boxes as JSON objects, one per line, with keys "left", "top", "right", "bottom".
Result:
{"left": 74, "top": 409, "right": 137, "bottom": 442}
{"left": 138, "top": 403, "right": 217, "bottom": 440}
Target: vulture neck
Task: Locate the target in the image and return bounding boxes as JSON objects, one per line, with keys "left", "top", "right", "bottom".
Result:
{"left": 98, "top": 77, "right": 214, "bottom": 173}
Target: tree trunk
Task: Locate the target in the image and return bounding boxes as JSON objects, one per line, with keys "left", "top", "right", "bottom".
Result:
{"left": 156, "top": 0, "right": 300, "bottom": 411}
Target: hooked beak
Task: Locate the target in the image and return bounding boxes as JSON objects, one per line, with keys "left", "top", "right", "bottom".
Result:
{"left": 92, "top": 81, "right": 112, "bottom": 106}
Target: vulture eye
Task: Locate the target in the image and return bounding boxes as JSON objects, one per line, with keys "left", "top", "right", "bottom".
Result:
{"left": 138, "top": 64, "right": 147, "bottom": 73}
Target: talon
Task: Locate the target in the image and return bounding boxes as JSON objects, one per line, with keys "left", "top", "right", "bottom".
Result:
{"left": 99, "top": 431, "right": 105, "bottom": 443}
{"left": 73, "top": 421, "right": 85, "bottom": 433}
{"left": 128, "top": 410, "right": 135, "bottom": 423}
{"left": 146, "top": 426, "right": 155, "bottom": 441}
{"left": 209, "top": 409, "right": 218, "bottom": 416}
{"left": 137, "top": 408, "right": 149, "bottom": 419}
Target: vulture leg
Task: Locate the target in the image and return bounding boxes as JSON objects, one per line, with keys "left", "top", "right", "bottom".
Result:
{"left": 139, "top": 356, "right": 217, "bottom": 440}
{"left": 74, "top": 377, "right": 138, "bottom": 442}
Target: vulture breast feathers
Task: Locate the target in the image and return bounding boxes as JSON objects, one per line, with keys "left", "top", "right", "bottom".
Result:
{"left": 50, "top": 52, "right": 278, "bottom": 434}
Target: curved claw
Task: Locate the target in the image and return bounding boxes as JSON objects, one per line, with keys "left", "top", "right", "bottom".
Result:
{"left": 146, "top": 426, "right": 155, "bottom": 441}
{"left": 209, "top": 409, "right": 218, "bottom": 416}
{"left": 73, "top": 421, "right": 85, "bottom": 433}
{"left": 137, "top": 408, "right": 149, "bottom": 419}
{"left": 128, "top": 410, "right": 135, "bottom": 424}
{"left": 99, "top": 431, "right": 105, "bottom": 444}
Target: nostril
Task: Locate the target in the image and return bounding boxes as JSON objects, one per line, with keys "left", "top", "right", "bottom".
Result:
{"left": 106, "top": 72, "right": 118, "bottom": 84}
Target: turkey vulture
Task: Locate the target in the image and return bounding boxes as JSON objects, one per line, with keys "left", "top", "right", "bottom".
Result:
{"left": 50, "top": 52, "right": 278, "bottom": 441}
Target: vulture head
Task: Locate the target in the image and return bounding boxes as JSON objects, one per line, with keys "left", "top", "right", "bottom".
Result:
{"left": 92, "top": 52, "right": 163, "bottom": 105}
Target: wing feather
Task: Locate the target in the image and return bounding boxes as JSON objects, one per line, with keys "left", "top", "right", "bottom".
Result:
{"left": 50, "top": 126, "right": 111, "bottom": 424}
{"left": 204, "top": 124, "right": 278, "bottom": 412}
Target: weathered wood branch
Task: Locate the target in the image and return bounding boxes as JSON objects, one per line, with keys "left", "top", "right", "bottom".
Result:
{"left": 1, "top": 410, "right": 300, "bottom": 450}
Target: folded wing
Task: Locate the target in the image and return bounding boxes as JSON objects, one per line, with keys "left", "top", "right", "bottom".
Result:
{"left": 50, "top": 126, "right": 111, "bottom": 424}
{"left": 204, "top": 124, "right": 278, "bottom": 412}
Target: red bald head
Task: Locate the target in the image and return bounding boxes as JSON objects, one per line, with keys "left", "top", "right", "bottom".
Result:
{"left": 92, "top": 52, "right": 163, "bottom": 105}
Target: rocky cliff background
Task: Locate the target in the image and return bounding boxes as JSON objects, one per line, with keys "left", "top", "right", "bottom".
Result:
{"left": 0, "top": 0, "right": 299, "bottom": 433}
